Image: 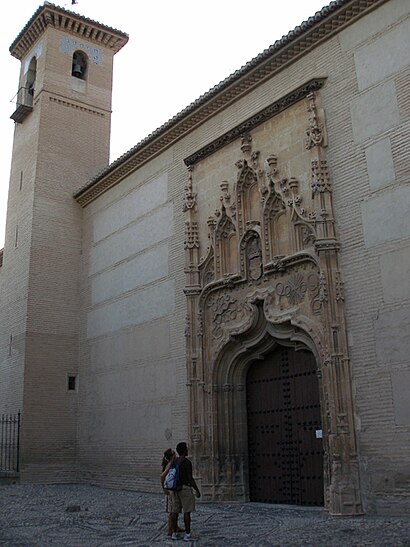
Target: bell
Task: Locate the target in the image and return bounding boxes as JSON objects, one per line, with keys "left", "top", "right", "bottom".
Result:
{"left": 72, "top": 64, "right": 83, "bottom": 77}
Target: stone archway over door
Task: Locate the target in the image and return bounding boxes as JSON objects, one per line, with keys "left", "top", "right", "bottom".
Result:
{"left": 246, "top": 345, "right": 323, "bottom": 505}
{"left": 184, "top": 116, "right": 363, "bottom": 515}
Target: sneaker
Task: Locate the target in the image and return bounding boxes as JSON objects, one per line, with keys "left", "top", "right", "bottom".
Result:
{"left": 183, "top": 533, "right": 191, "bottom": 541}
{"left": 171, "top": 532, "right": 178, "bottom": 540}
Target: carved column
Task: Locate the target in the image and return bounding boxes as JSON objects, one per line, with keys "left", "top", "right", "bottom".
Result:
{"left": 307, "top": 92, "right": 363, "bottom": 515}
{"left": 183, "top": 168, "right": 203, "bottom": 469}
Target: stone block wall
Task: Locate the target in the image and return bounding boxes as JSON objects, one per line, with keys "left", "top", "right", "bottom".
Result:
{"left": 77, "top": 0, "right": 410, "bottom": 512}
{"left": 78, "top": 153, "right": 188, "bottom": 489}
{"left": 335, "top": 0, "right": 410, "bottom": 513}
{"left": 0, "top": 107, "right": 38, "bottom": 415}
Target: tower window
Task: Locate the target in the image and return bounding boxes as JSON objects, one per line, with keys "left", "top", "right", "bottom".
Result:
{"left": 67, "top": 375, "right": 77, "bottom": 391}
{"left": 72, "top": 50, "right": 88, "bottom": 80}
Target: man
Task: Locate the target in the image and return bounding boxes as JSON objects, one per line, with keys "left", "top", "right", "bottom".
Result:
{"left": 170, "top": 442, "right": 200, "bottom": 541}
{"left": 161, "top": 448, "right": 184, "bottom": 537}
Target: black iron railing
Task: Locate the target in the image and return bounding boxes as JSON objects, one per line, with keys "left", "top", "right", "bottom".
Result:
{"left": 0, "top": 412, "right": 21, "bottom": 472}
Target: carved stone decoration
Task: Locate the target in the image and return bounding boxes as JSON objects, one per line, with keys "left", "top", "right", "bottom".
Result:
{"left": 270, "top": 268, "right": 322, "bottom": 310}
{"left": 184, "top": 221, "right": 199, "bottom": 249}
{"left": 335, "top": 271, "right": 344, "bottom": 301}
{"left": 184, "top": 315, "right": 191, "bottom": 338}
{"left": 207, "top": 294, "right": 244, "bottom": 340}
{"left": 305, "top": 92, "right": 324, "bottom": 149}
{"left": 199, "top": 244, "right": 215, "bottom": 288}
{"left": 318, "top": 271, "right": 328, "bottom": 303}
{"left": 215, "top": 205, "right": 236, "bottom": 241}
{"left": 280, "top": 177, "right": 316, "bottom": 252}
{"left": 261, "top": 155, "right": 278, "bottom": 204}
{"left": 220, "top": 181, "right": 236, "bottom": 219}
{"left": 184, "top": 102, "right": 363, "bottom": 516}
{"left": 266, "top": 154, "right": 278, "bottom": 173}
{"left": 282, "top": 178, "right": 313, "bottom": 221}
{"left": 308, "top": 272, "right": 323, "bottom": 314}
{"left": 213, "top": 204, "right": 237, "bottom": 278}
{"left": 206, "top": 217, "right": 217, "bottom": 254}
{"left": 236, "top": 160, "right": 259, "bottom": 235}
{"left": 240, "top": 133, "right": 253, "bottom": 155}
{"left": 239, "top": 230, "right": 263, "bottom": 282}
{"left": 183, "top": 168, "right": 197, "bottom": 211}
{"left": 276, "top": 273, "right": 307, "bottom": 305}
{"left": 262, "top": 159, "right": 286, "bottom": 260}
{"left": 183, "top": 78, "right": 326, "bottom": 168}
{"left": 247, "top": 236, "right": 263, "bottom": 281}
{"left": 197, "top": 310, "right": 203, "bottom": 337}
{"left": 202, "top": 259, "right": 215, "bottom": 287}
{"left": 311, "top": 160, "right": 332, "bottom": 194}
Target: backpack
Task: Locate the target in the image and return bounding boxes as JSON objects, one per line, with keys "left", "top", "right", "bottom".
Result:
{"left": 163, "top": 461, "right": 181, "bottom": 491}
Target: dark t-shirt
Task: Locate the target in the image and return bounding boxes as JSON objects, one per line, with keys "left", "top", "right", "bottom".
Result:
{"left": 177, "top": 456, "right": 193, "bottom": 486}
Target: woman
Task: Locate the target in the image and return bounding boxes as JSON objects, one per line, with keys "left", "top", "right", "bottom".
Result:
{"left": 161, "top": 448, "right": 184, "bottom": 537}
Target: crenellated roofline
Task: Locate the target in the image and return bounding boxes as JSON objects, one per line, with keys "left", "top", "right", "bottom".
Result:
{"left": 9, "top": 1, "right": 128, "bottom": 60}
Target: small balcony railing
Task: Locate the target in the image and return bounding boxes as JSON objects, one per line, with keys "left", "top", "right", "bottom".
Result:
{"left": 10, "top": 86, "right": 34, "bottom": 123}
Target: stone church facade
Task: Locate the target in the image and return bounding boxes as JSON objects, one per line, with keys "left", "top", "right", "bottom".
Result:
{"left": 0, "top": 0, "right": 409, "bottom": 516}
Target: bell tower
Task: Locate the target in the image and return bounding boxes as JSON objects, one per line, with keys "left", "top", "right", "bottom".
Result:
{"left": 0, "top": 2, "right": 127, "bottom": 481}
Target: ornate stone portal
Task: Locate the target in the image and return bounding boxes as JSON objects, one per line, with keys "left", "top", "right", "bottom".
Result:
{"left": 183, "top": 90, "right": 362, "bottom": 516}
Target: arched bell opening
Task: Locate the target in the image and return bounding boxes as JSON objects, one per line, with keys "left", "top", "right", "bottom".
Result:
{"left": 72, "top": 50, "right": 88, "bottom": 80}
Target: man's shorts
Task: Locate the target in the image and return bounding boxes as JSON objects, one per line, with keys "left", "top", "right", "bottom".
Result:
{"left": 164, "top": 492, "right": 171, "bottom": 513}
{"left": 170, "top": 486, "right": 196, "bottom": 513}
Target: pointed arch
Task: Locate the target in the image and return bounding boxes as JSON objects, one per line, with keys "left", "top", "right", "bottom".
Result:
{"left": 215, "top": 206, "right": 237, "bottom": 277}
{"left": 236, "top": 161, "right": 259, "bottom": 234}
{"left": 199, "top": 247, "right": 215, "bottom": 287}
{"left": 263, "top": 189, "right": 288, "bottom": 260}
{"left": 239, "top": 229, "right": 263, "bottom": 280}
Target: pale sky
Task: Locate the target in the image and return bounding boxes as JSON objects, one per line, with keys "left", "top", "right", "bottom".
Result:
{"left": 0, "top": 0, "right": 328, "bottom": 247}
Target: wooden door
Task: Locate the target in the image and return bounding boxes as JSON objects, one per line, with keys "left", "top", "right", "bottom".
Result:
{"left": 246, "top": 345, "right": 323, "bottom": 505}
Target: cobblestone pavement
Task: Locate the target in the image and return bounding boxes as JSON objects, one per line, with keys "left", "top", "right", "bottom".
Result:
{"left": 0, "top": 484, "right": 409, "bottom": 546}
